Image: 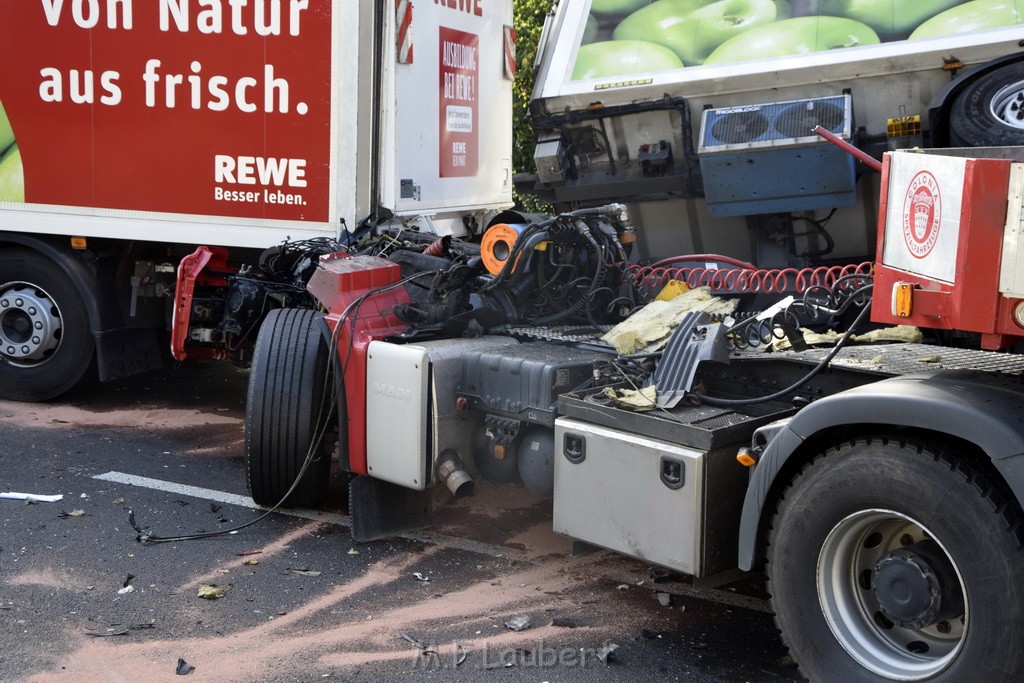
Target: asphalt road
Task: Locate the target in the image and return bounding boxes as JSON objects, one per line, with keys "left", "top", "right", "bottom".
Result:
{"left": 0, "top": 362, "right": 801, "bottom": 682}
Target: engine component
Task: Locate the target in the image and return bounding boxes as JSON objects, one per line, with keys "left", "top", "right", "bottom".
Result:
{"left": 460, "top": 342, "right": 608, "bottom": 426}
{"left": 472, "top": 420, "right": 520, "bottom": 483}
{"left": 515, "top": 426, "right": 555, "bottom": 497}
{"left": 221, "top": 278, "right": 265, "bottom": 335}
{"left": 481, "top": 223, "right": 527, "bottom": 275}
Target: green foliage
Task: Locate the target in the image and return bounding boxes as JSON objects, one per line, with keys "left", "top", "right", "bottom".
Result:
{"left": 512, "top": 0, "right": 557, "bottom": 212}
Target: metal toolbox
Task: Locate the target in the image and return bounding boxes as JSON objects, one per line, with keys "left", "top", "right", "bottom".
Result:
{"left": 553, "top": 417, "right": 748, "bottom": 578}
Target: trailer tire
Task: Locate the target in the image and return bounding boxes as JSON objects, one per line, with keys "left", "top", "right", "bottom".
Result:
{"left": 949, "top": 60, "right": 1024, "bottom": 147}
{"left": 0, "top": 248, "right": 95, "bottom": 401}
{"left": 766, "top": 437, "right": 1024, "bottom": 682}
{"left": 245, "top": 308, "right": 334, "bottom": 508}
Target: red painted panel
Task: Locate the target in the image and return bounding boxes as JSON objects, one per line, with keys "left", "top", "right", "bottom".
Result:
{"left": 0, "top": 0, "right": 333, "bottom": 221}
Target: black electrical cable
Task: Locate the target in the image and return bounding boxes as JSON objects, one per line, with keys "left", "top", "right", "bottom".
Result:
{"left": 128, "top": 267, "right": 439, "bottom": 544}
{"left": 696, "top": 298, "right": 872, "bottom": 408}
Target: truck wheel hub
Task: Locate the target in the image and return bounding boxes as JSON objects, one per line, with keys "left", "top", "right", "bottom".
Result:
{"left": 992, "top": 79, "right": 1024, "bottom": 130}
{"left": 0, "top": 282, "right": 63, "bottom": 365}
{"left": 872, "top": 540, "right": 960, "bottom": 628}
{"left": 872, "top": 549, "right": 940, "bottom": 626}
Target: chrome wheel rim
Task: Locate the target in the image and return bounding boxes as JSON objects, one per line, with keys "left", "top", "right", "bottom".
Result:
{"left": 0, "top": 280, "right": 63, "bottom": 367}
{"left": 817, "top": 509, "right": 967, "bottom": 680}
{"left": 990, "top": 78, "right": 1024, "bottom": 130}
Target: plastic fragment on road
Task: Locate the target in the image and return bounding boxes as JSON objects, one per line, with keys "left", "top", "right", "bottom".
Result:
{"left": 400, "top": 631, "right": 426, "bottom": 649}
{"left": 656, "top": 592, "right": 671, "bottom": 607}
{"left": 1, "top": 492, "right": 63, "bottom": 503}
{"left": 504, "top": 614, "right": 531, "bottom": 631}
{"left": 84, "top": 627, "right": 129, "bottom": 637}
{"left": 117, "top": 585, "right": 135, "bottom": 595}
{"left": 347, "top": 548, "right": 360, "bottom": 555}
{"left": 597, "top": 642, "right": 619, "bottom": 665}
{"left": 412, "top": 572, "right": 430, "bottom": 582}
{"left": 290, "top": 569, "right": 321, "bottom": 577}
{"left": 176, "top": 658, "right": 195, "bottom": 675}
{"left": 197, "top": 584, "right": 230, "bottom": 599}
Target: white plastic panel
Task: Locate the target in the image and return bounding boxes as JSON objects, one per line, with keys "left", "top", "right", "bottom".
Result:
{"left": 365, "top": 341, "right": 430, "bottom": 490}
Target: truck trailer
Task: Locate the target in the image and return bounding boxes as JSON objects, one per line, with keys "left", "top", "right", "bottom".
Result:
{"left": 0, "top": 0, "right": 516, "bottom": 400}
{"left": 5, "top": 1, "right": 1024, "bottom": 681}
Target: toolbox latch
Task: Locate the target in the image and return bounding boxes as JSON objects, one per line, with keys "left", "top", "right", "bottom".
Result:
{"left": 660, "top": 457, "right": 685, "bottom": 490}
{"left": 563, "top": 433, "right": 586, "bottom": 464}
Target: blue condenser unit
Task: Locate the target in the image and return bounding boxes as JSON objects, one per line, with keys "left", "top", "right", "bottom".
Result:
{"left": 697, "top": 94, "right": 856, "bottom": 217}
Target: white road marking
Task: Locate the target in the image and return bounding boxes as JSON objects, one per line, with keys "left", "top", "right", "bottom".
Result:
{"left": 92, "top": 471, "right": 350, "bottom": 525}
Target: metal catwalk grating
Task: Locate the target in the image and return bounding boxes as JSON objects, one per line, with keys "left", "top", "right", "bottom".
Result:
{"left": 765, "top": 343, "right": 1024, "bottom": 377}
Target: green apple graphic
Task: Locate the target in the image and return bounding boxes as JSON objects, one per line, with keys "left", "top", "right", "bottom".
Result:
{"left": 0, "top": 145, "right": 24, "bottom": 203}
{"left": 590, "top": 0, "right": 651, "bottom": 15}
{"left": 910, "top": 0, "right": 1021, "bottom": 39}
{"left": 613, "top": 0, "right": 790, "bottom": 65}
{"left": 572, "top": 39, "right": 685, "bottom": 79}
{"left": 583, "top": 12, "right": 600, "bottom": 44}
{"left": 704, "top": 15, "right": 880, "bottom": 64}
{"left": 814, "top": 0, "right": 965, "bottom": 38}
{"left": 0, "top": 101, "right": 14, "bottom": 156}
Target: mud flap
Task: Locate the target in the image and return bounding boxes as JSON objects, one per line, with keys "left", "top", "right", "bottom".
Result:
{"left": 349, "top": 476, "right": 432, "bottom": 542}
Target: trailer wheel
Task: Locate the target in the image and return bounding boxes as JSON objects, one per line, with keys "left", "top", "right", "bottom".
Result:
{"left": 949, "top": 60, "right": 1024, "bottom": 147}
{"left": 767, "top": 437, "right": 1024, "bottom": 682}
{"left": 0, "top": 248, "right": 95, "bottom": 401}
{"left": 245, "top": 308, "right": 335, "bottom": 508}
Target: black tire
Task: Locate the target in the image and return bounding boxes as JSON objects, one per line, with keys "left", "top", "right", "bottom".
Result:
{"left": 767, "top": 437, "right": 1024, "bottom": 682}
{"left": 245, "top": 308, "right": 335, "bottom": 508}
{"left": 0, "top": 248, "right": 95, "bottom": 401}
{"left": 949, "top": 60, "right": 1024, "bottom": 147}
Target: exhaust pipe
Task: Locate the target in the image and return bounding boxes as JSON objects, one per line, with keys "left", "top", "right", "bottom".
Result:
{"left": 436, "top": 449, "right": 474, "bottom": 498}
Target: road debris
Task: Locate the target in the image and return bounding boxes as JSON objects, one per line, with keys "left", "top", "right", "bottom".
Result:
{"left": 504, "top": 614, "right": 531, "bottom": 632}
{"left": 84, "top": 627, "right": 129, "bottom": 637}
{"left": 400, "top": 632, "right": 426, "bottom": 650}
{"left": 236, "top": 550, "right": 262, "bottom": 556}
{"left": 347, "top": 548, "right": 360, "bottom": 555}
{"left": 597, "top": 642, "right": 619, "bottom": 665}
{"left": 175, "top": 658, "right": 195, "bottom": 675}
{"left": 197, "top": 584, "right": 230, "bottom": 599}
{"left": 290, "top": 569, "right": 321, "bottom": 577}
{"left": 656, "top": 592, "right": 671, "bottom": 607}
{"left": 0, "top": 492, "right": 63, "bottom": 503}
{"left": 412, "top": 572, "right": 430, "bottom": 582}
{"left": 117, "top": 585, "right": 135, "bottom": 595}
{"left": 58, "top": 509, "right": 85, "bottom": 518}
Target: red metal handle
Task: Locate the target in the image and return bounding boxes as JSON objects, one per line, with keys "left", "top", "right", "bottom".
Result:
{"left": 813, "top": 125, "right": 883, "bottom": 173}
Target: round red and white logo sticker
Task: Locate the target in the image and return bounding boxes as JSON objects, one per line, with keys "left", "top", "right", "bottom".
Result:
{"left": 902, "top": 170, "right": 941, "bottom": 259}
